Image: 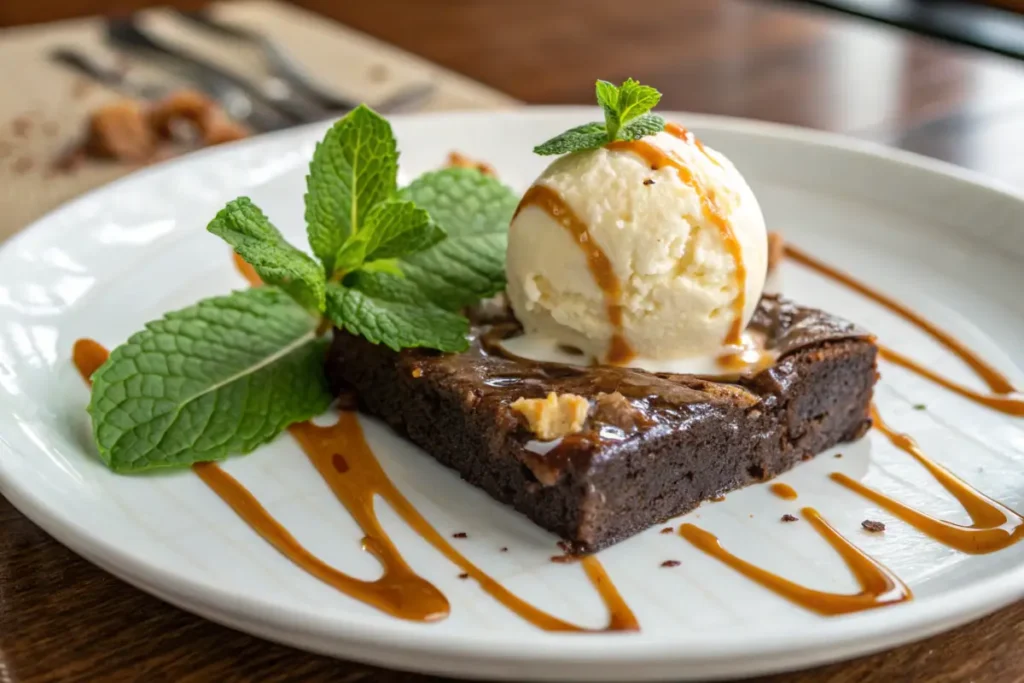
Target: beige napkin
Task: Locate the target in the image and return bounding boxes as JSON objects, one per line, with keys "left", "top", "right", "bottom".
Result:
{"left": 0, "top": 0, "right": 517, "bottom": 242}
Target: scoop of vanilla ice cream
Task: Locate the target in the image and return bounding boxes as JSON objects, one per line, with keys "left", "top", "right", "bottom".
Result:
{"left": 505, "top": 129, "right": 767, "bottom": 363}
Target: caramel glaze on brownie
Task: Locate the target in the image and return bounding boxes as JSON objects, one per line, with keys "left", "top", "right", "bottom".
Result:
{"left": 326, "top": 295, "right": 878, "bottom": 553}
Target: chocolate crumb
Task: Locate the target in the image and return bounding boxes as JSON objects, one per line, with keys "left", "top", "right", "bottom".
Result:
{"left": 660, "top": 560, "right": 681, "bottom": 568}
{"left": 660, "top": 527, "right": 673, "bottom": 534}
{"left": 458, "top": 572, "right": 469, "bottom": 579}
{"left": 500, "top": 547, "right": 508, "bottom": 552}
{"left": 550, "top": 554, "right": 579, "bottom": 563}
{"left": 452, "top": 532, "right": 468, "bottom": 539}
{"left": 861, "top": 519, "right": 885, "bottom": 533}
{"left": 834, "top": 453, "right": 843, "bottom": 459}
{"left": 12, "top": 117, "right": 31, "bottom": 138}
{"left": 781, "top": 514, "right": 798, "bottom": 522}
{"left": 913, "top": 404, "right": 927, "bottom": 411}
{"left": 13, "top": 157, "right": 32, "bottom": 174}
{"left": 711, "top": 495, "right": 726, "bottom": 502}
{"left": 643, "top": 178, "right": 655, "bottom": 186}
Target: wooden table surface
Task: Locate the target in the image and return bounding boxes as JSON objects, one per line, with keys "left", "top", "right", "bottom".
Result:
{"left": 4, "top": 1, "right": 1024, "bottom": 681}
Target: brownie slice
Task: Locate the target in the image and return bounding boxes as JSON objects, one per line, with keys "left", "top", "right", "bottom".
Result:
{"left": 326, "top": 295, "right": 877, "bottom": 553}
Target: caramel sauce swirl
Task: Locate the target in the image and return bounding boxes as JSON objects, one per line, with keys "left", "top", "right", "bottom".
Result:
{"left": 514, "top": 185, "right": 635, "bottom": 364}
{"left": 607, "top": 133, "right": 746, "bottom": 346}
{"left": 876, "top": 344, "right": 1024, "bottom": 416}
{"left": 784, "top": 243, "right": 1020, "bottom": 402}
{"left": 193, "top": 458, "right": 449, "bottom": 620}
{"left": 831, "top": 405, "right": 1024, "bottom": 554}
{"left": 679, "top": 508, "right": 911, "bottom": 615}
{"left": 289, "top": 413, "right": 638, "bottom": 631}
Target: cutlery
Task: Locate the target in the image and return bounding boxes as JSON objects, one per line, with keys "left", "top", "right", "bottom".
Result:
{"left": 105, "top": 17, "right": 305, "bottom": 132}
{"left": 175, "top": 10, "right": 436, "bottom": 114}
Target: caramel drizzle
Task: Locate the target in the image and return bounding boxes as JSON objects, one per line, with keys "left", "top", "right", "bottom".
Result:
{"left": 289, "top": 414, "right": 638, "bottom": 631}
{"left": 831, "top": 406, "right": 1024, "bottom": 554}
{"left": 514, "top": 185, "right": 635, "bottom": 364}
{"left": 193, "top": 458, "right": 448, "bottom": 620}
{"left": 607, "top": 132, "right": 746, "bottom": 345}
{"left": 663, "top": 122, "right": 721, "bottom": 168}
{"left": 785, "top": 246, "right": 1024, "bottom": 552}
{"left": 769, "top": 482, "right": 798, "bottom": 501}
{"left": 679, "top": 508, "right": 911, "bottom": 615}
{"left": 74, "top": 338, "right": 637, "bottom": 631}
{"left": 876, "top": 344, "right": 1024, "bottom": 416}
{"left": 784, "top": 243, "right": 1021, "bottom": 405}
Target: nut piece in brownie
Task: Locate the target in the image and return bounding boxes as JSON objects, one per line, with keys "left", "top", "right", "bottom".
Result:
{"left": 326, "top": 295, "right": 877, "bottom": 553}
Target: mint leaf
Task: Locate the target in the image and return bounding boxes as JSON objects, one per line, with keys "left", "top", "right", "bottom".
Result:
{"left": 333, "top": 200, "right": 445, "bottom": 275}
{"left": 534, "top": 78, "right": 665, "bottom": 156}
{"left": 305, "top": 105, "right": 397, "bottom": 275}
{"left": 620, "top": 113, "right": 666, "bottom": 141}
{"left": 595, "top": 80, "right": 621, "bottom": 138}
{"left": 398, "top": 168, "right": 517, "bottom": 309}
{"left": 616, "top": 78, "right": 661, "bottom": 124}
{"left": 207, "top": 198, "right": 325, "bottom": 312}
{"left": 88, "top": 287, "right": 332, "bottom": 473}
{"left": 533, "top": 122, "right": 608, "bottom": 156}
{"left": 326, "top": 272, "right": 469, "bottom": 352}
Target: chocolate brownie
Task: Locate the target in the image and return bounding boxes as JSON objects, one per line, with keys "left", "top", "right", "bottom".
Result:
{"left": 326, "top": 295, "right": 877, "bottom": 552}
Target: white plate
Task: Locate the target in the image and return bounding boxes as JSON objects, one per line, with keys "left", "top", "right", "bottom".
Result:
{"left": 1, "top": 108, "right": 1023, "bottom": 682}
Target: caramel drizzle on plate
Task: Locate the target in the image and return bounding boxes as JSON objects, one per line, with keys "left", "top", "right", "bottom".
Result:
{"left": 289, "top": 413, "right": 638, "bottom": 631}
{"left": 786, "top": 246, "right": 1024, "bottom": 553}
{"left": 607, "top": 127, "right": 746, "bottom": 346}
{"left": 514, "top": 184, "right": 635, "bottom": 364}
{"left": 830, "top": 406, "right": 1024, "bottom": 554}
{"left": 784, "top": 243, "right": 1022, "bottom": 410}
{"left": 74, "top": 337, "right": 637, "bottom": 630}
{"left": 679, "top": 508, "right": 911, "bottom": 615}
{"left": 769, "top": 483, "right": 798, "bottom": 501}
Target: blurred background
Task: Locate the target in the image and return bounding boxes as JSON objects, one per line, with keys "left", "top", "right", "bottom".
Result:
{"left": 1, "top": 2, "right": 1024, "bottom": 680}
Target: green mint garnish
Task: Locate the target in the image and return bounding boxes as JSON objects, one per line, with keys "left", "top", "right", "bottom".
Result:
{"left": 88, "top": 287, "right": 332, "bottom": 473}
{"left": 207, "top": 197, "right": 326, "bottom": 313}
{"left": 333, "top": 199, "right": 445, "bottom": 275}
{"left": 326, "top": 271, "right": 469, "bottom": 353}
{"left": 534, "top": 78, "right": 665, "bottom": 156}
{"left": 89, "top": 103, "right": 517, "bottom": 472}
{"left": 398, "top": 167, "right": 518, "bottom": 310}
{"left": 305, "top": 104, "right": 398, "bottom": 276}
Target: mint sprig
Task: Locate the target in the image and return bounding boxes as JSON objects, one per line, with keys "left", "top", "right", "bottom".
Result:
{"left": 534, "top": 78, "right": 665, "bottom": 156}
{"left": 89, "top": 103, "right": 515, "bottom": 472}
{"left": 88, "top": 288, "right": 332, "bottom": 473}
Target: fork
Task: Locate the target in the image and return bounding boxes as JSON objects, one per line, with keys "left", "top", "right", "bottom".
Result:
{"left": 106, "top": 17, "right": 316, "bottom": 131}
{"left": 175, "top": 9, "right": 436, "bottom": 115}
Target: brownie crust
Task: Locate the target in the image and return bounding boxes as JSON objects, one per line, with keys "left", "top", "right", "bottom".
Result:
{"left": 327, "top": 296, "right": 877, "bottom": 552}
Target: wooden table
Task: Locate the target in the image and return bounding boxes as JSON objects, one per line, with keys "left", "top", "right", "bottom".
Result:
{"left": 4, "top": 1, "right": 1024, "bottom": 681}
